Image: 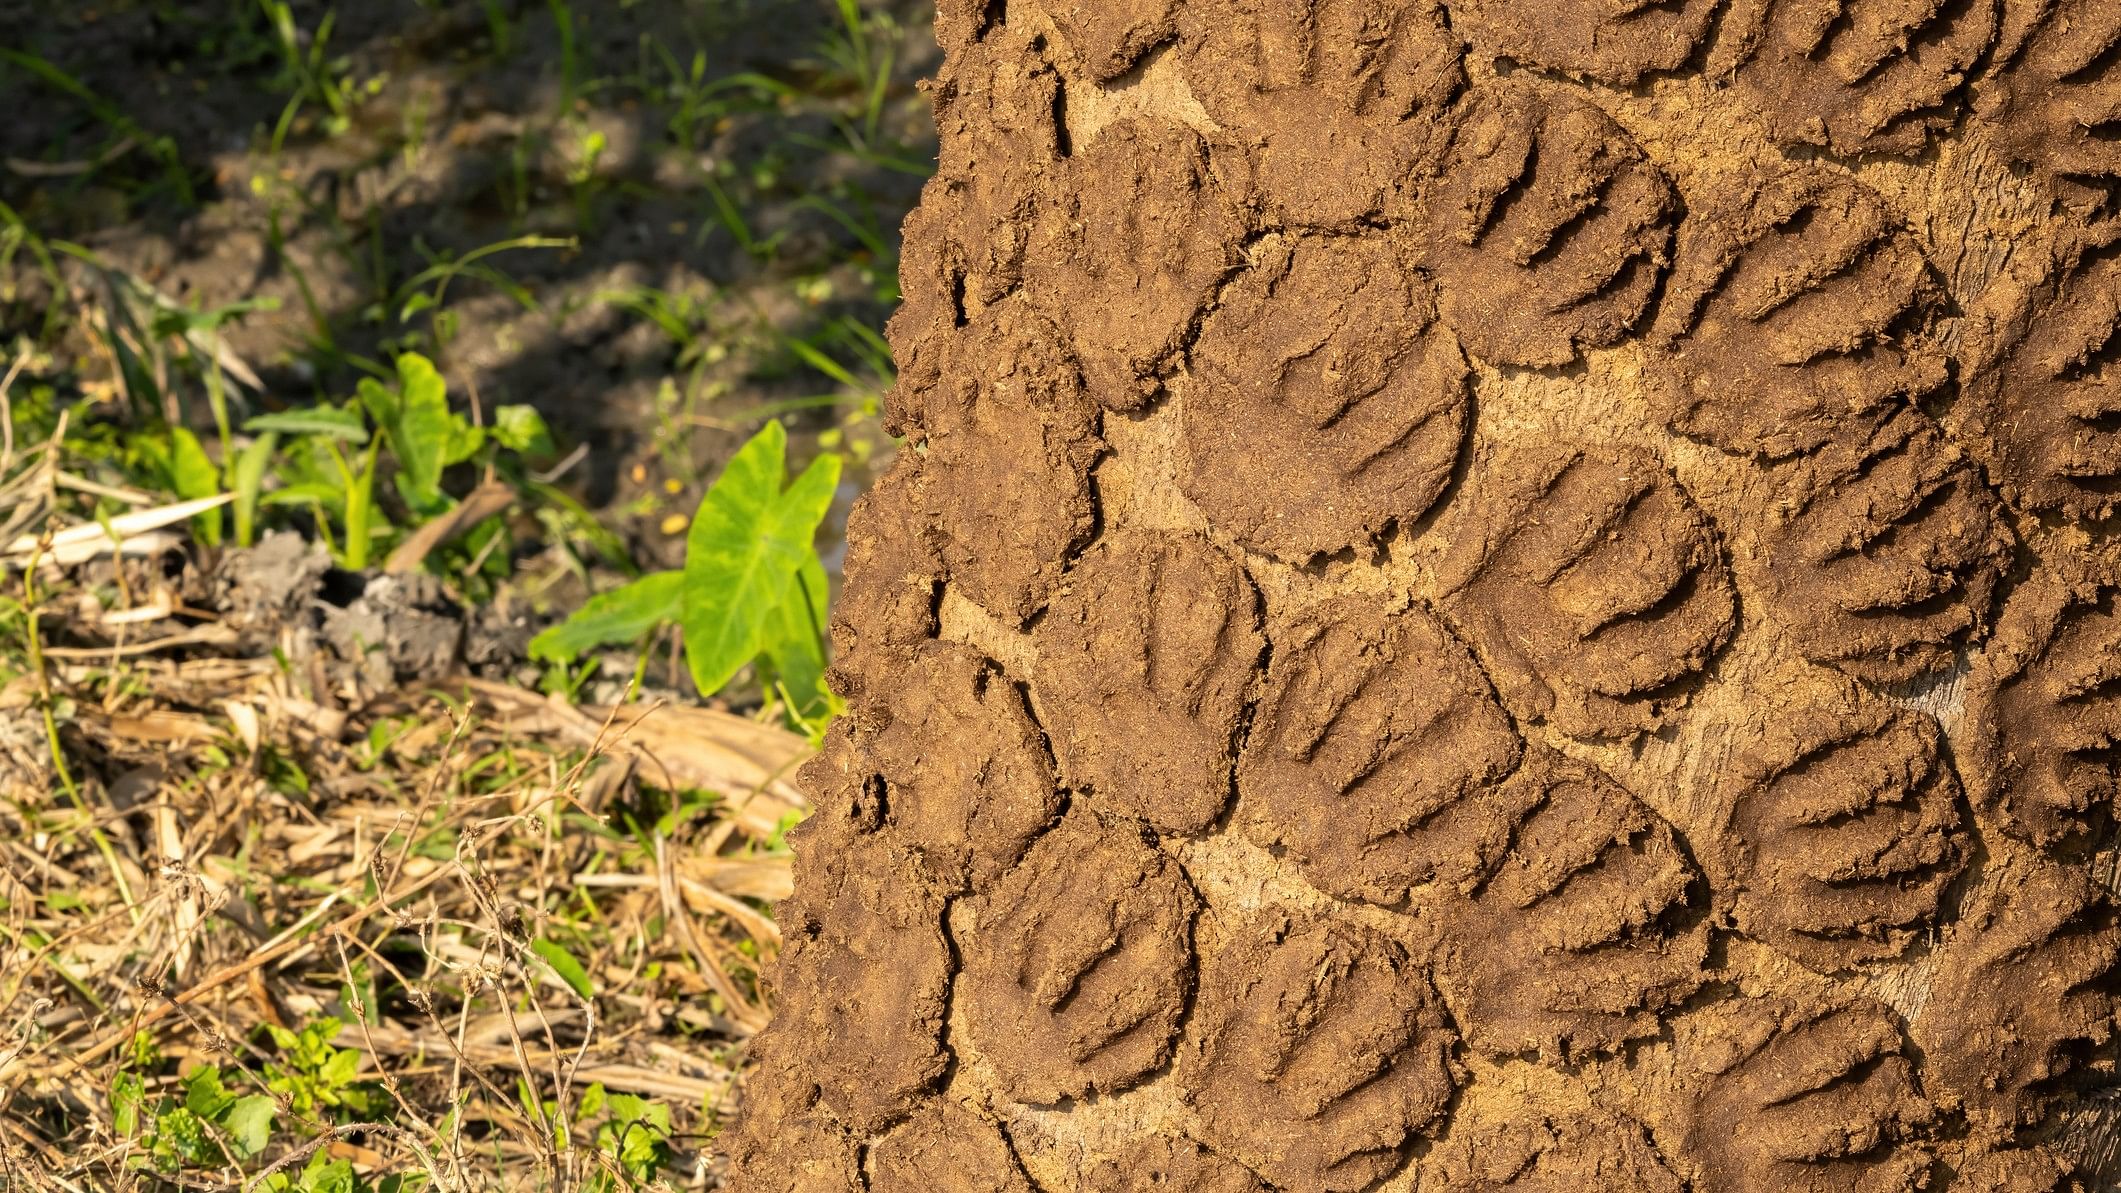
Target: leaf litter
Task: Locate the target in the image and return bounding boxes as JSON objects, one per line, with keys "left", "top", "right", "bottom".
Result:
{"left": 0, "top": 443, "right": 816, "bottom": 1191}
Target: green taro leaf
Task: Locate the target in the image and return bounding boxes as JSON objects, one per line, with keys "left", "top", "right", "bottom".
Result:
{"left": 532, "top": 936, "right": 597, "bottom": 1000}
{"left": 679, "top": 421, "right": 841, "bottom": 699}
{"left": 528, "top": 570, "right": 683, "bottom": 663}
{"left": 244, "top": 406, "right": 370, "bottom": 442}
{"left": 761, "top": 554, "right": 830, "bottom": 717}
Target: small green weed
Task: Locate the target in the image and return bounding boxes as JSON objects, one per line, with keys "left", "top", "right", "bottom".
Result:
{"left": 242, "top": 350, "right": 554, "bottom": 573}
{"left": 0, "top": 48, "right": 195, "bottom": 203}
{"left": 576, "top": 1084, "right": 674, "bottom": 1191}
{"left": 109, "top": 1024, "right": 386, "bottom": 1184}
{"left": 261, "top": 1016, "right": 390, "bottom": 1120}
{"left": 99, "top": 1016, "right": 683, "bottom": 1190}
{"left": 259, "top": 1, "right": 370, "bottom": 140}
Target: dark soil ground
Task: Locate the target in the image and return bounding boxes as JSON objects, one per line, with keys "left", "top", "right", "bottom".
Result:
{"left": 0, "top": 0, "right": 935, "bottom": 563}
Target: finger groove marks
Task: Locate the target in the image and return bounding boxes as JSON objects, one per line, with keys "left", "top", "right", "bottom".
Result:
{"left": 1418, "top": 1107, "right": 1688, "bottom": 1192}
{"left": 1419, "top": 82, "right": 1676, "bottom": 369}
{"left": 1701, "top": 696, "right": 1969, "bottom": 971}
{"left": 1711, "top": 0, "right": 1998, "bottom": 156}
{"left": 1435, "top": 443, "right": 1737, "bottom": 740}
{"left": 1960, "top": 239, "right": 2121, "bottom": 522}
{"left": 1974, "top": 0, "right": 2121, "bottom": 189}
{"left": 1672, "top": 997, "right": 1937, "bottom": 1193}
{"left": 1440, "top": 748, "right": 1709, "bottom": 1061}
{"left": 1033, "top": 119, "right": 1248, "bottom": 413}
{"left": 1964, "top": 562, "right": 2121, "bottom": 850}
{"left": 1751, "top": 404, "right": 2013, "bottom": 685}
{"left": 1236, "top": 597, "right": 1528, "bottom": 907}
{"left": 961, "top": 812, "right": 1201, "bottom": 1104}
{"left": 1177, "top": 233, "right": 1471, "bottom": 561}
{"left": 1912, "top": 858, "right": 2121, "bottom": 1137}
{"left": 1179, "top": 0, "right": 1465, "bottom": 227}
{"left": 1184, "top": 915, "right": 1462, "bottom": 1192}
{"left": 1649, "top": 167, "right": 1947, "bottom": 458}
{"left": 1442, "top": 0, "right": 1718, "bottom": 84}
{"left": 1033, "top": 531, "right": 1264, "bottom": 835}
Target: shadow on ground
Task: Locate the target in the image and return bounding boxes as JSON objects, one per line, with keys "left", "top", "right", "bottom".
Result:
{"left": 0, "top": 0, "right": 934, "bottom": 556}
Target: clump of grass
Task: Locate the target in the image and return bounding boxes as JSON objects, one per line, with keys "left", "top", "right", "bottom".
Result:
{"left": 0, "top": 645, "right": 808, "bottom": 1189}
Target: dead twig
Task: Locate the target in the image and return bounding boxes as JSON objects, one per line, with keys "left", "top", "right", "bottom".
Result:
{"left": 240, "top": 1122, "right": 444, "bottom": 1193}
{"left": 14, "top": 864, "right": 455, "bottom": 1084}
{"left": 382, "top": 481, "right": 515, "bottom": 574}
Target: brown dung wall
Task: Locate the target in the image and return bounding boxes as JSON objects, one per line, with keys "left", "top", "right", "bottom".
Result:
{"left": 723, "top": 0, "right": 2121, "bottom": 1188}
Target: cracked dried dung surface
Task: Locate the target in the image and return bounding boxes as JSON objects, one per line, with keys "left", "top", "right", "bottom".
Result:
{"left": 1032, "top": 529, "right": 1262, "bottom": 834}
{"left": 724, "top": 0, "right": 2121, "bottom": 1186}
{"left": 1176, "top": 231, "right": 1468, "bottom": 561}
{"left": 960, "top": 810, "right": 1200, "bottom": 1102}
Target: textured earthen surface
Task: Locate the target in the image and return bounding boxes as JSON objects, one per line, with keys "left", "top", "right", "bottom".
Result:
{"left": 1176, "top": 232, "right": 1468, "bottom": 561}
{"left": 960, "top": 810, "right": 1201, "bottom": 1103}
{"left": 723, "top": 0, "right": 2121, "bottom": 1186}
{"left": 1033, "top": 529, "right": 1263, "bottom": 834}
{"left": 1236, "top": 595, "right": 1523, "bottom": 906}
{"left": 1184, "top": 915, "right": 1462, "bottom": 1191}
{"left": 1437, "top": 747, "right": 1709, "bottom": 1062}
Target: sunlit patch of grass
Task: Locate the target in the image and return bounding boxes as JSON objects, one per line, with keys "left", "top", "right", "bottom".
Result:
{"left": 0, "top": 653, "right": 806, "bottom": 1190}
